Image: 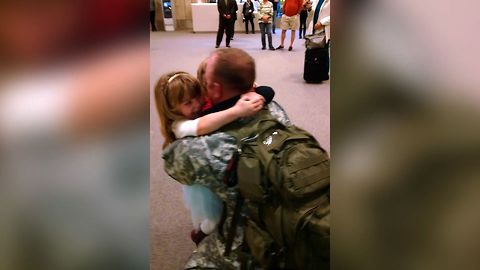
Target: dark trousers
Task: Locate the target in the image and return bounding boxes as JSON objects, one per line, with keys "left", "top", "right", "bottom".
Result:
{"left": 272, "top": 12, "right": 276, "bottom": 33}
{"left": 272, "top": 3, "right": 278, "bottom": 33}
{"left": 299, "top": 11, "right": 308, "bottom": 38}
{"left": 244, "top": 16, "right": 254, "bottom": 33}
{"left": 150, "top": 11, "right": 157, "bottom": 31}
{"left": 216, "top": 17, "right": 234, "bottom": 46}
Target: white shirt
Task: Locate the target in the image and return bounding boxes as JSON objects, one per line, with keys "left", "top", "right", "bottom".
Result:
{"left": 172, "top": 118, "right": 200, "bottom": 139}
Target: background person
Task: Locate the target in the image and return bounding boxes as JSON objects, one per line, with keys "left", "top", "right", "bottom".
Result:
{"left": 308, "top": 0, "right": 330, "bottom": 37}
{"left": 243, "top": 0, "right": 255, "bottom": 34}
{"left": 215, "top": 0, "right": 237, "bottom": 48}
{"left": 258, "top": 0, "right": 276, "bottom": 50}
{"left": 299, "top": 0, "right": 312, "bottom": 39}
{"left": 230, "top": 0, "right": 239, "bottom": 40}
{"left": 269, "top": 0, "right": 279, "bottom": 34}
{"left": 276, "top": 0, "right": 303, "bottom": 51}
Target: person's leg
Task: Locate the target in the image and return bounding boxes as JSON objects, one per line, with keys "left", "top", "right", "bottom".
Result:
{"left": 298, "top": 17, "right": 302, "bottom": 38}
{"left": 301, "top": 13, "right": 308, "bottom": 38}
{"left": 289, "top": 16, "right": 299, "bottom": 50}
{"left": 302, "top": 14, "right": 307, "bottom": 38}
{"left": 272, "top": 13, "right": 276, "bottom": 34}
{"left": 289, "top": 30, "right": 296, "bottom": 50}
{"left": 267, "top": 24, "right": 274, "bottom": 50}
{"left": 245, "top": 17, "right": 249, "bottom": 34}
{"left": 226, "top": 20, "right": 233, "bottom": 46}
{"left": 200, "top": 219, "right": 217, "bottom": 234}
{"left": 216, "top": 18, "right": 226, "bottom": 47}
{"left": 277, "top": 16, "right": 286, "bottom": 49}
{"left": 260, "top": 23, "right": 266, "bottom": 49}
{"left": 299, "top": 16, "right": 306, "bottom": 38}
{"left": 303, "top": 21, "right": 307, "bottom": 38}
{"left": 250, "top": 18, "right": 255, "bottom": 34}
{"left": 150, "top": 11, "right": 157, "bottom": 31}
{"left": 277, "top": 30, "right": 286, "bottom": 49}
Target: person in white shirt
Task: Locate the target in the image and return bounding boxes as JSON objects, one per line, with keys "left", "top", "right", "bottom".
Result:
{"left": 308, "top": 0, "right": 330, "bottom": 41}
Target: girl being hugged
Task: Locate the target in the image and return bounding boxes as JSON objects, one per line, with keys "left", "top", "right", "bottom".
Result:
{"left": 154, "top": 71, "right": 264, "bottom": 245}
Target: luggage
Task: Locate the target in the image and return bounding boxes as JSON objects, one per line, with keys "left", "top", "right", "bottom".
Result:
{"left": 304, "top": 46, "right": 329, "bottom": 83}
{"left": 304, "top": 31, "right": 326, "bottom": 50}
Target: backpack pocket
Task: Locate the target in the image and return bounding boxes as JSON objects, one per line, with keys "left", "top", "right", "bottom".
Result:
{"left": 261, "top": 126, "right": 330, "bottom": 199}
{"left": 290, "top": 196, "right": 330, "bottom": 270}
{"left": 283, "top": 144, "right": 330, "bottom": 199}
{"left": 244, "top": 219, "right": 282, "bottom": 269}
{"left": 236, "top": 146, "right": 267, "bottom": 203}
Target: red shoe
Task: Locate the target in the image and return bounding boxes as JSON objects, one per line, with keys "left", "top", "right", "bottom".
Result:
{"left": 190, "top": 229, "right": 207, "bottom": 246}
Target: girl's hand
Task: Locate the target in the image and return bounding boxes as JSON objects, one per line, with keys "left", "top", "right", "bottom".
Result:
{"left": 241, "top": 91, "right": 265, "bottom": 102}
{"left": 232, "top": 93, "right": 265, "bottom": 117}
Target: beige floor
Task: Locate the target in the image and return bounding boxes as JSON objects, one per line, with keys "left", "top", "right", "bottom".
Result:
{"left": 150, "top": 30, "right": 329, "bottom": 270}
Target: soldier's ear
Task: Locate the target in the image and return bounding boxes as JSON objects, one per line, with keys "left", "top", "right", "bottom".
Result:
{"left": 211, "top": 82, "right": 222, "bottom": 100}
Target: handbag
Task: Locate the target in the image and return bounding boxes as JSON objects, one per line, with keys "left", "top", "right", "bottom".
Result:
{"left": 304, "top": 30, "right": 326, "bottom": 49}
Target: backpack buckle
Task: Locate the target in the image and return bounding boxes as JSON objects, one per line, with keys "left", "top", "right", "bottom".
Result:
{"left": 269, "top": 247, "right": 285, "bottom": 268}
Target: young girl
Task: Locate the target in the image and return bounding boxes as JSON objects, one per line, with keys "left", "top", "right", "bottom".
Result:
{"left": 154, "top": 71, "right": 265, "bottom": 245}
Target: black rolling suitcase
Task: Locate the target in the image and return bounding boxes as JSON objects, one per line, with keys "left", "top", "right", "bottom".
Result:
{"left": 304, "top": 47, "right": 329, "bottom": 83}
{"left": 303, "top": 31, "right": 329, "bottom": 83}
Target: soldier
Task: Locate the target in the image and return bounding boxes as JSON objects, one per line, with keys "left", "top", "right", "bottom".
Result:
{"left": 163, "top": 48, "right": 291, "bottom": 269}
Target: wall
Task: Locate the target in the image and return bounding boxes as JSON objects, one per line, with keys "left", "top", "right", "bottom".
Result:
{"left": 174, "top": 0, "right": 194, "bottom": 30}
{"left": 155, "top": 0, "right": 165, "bottom": 30}
{"left": 155, "top": 0, "right": 196, "bottom": 31}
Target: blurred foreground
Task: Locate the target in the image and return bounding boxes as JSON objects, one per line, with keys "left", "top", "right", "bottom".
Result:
{"left": 333, "top": 1, "right": 480, "bottom": 270}
{"left": 0, "top": 1, "right": 149, "bottom": 269}
{"left": 2, "top": 0, "right": 480, "bottom": 269}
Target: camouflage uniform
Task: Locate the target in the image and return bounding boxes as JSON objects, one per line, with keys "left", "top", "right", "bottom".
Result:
{"left": 163, "top": 101, "right": 291, "bottom": 270}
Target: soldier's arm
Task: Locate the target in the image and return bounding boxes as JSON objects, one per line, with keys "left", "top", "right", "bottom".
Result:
{"left": 162, "top": 132, "right": 237, "bottom": 190}
{"left": 267, "top": 100, "right": 292, "bottom": 126}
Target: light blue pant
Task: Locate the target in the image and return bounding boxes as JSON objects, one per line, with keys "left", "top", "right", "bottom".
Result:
{"left": 259, "top": 23, "right": 273, "bottom": 49}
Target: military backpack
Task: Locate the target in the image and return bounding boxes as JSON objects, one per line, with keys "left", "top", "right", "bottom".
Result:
{"left": 221, "top": 108, "right": 330, "bottom": 270}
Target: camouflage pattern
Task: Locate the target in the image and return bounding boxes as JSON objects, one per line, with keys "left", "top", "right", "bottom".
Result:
{"left": 267, "top": 101, "right": 291, "bottom": 126}
{"left": 163, "top": 132, "right": 238, "bottom": 202}
{"left": 184, "top": 215, "right": 260, "bottom": 270}
{"left": 162, "top": 101, "right": 291, "bottom": 270}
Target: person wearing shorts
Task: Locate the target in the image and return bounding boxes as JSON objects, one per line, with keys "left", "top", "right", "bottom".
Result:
{"left": 276, "top": 0, "right": 303, "bottom": 51}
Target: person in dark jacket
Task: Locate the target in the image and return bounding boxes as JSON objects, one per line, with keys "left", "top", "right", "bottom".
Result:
{"left": 243, "top": 0, "right": 255, "bottom": 34}
{"left": 216, "top": 0, "right": 237, "bottom": 47}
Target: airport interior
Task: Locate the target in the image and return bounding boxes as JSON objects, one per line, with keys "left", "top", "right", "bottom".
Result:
{"left": 150, "top": 0, "right": 329, "bottom": 268}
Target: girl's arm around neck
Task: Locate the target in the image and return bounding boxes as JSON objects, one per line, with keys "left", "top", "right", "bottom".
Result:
{"left": 197, "top": 95, "right": 264, "bottom": 135}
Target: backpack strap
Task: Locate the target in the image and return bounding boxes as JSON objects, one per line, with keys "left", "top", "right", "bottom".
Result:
{"left": 217, "top": 201, "right": 228, "bottom": 241}
{"left": 222, "top": 107, "right": 280, "bottom": 142}
{"left": 223, "top": 149, "right": 240, "bottom": 187}
{"left": 224, "top": 193, "right": 245, "bottom": 256}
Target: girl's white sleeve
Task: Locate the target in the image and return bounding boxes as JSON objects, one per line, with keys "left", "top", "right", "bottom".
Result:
{"left": 172, "top": 118, "right": 199, "bottom": 138}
